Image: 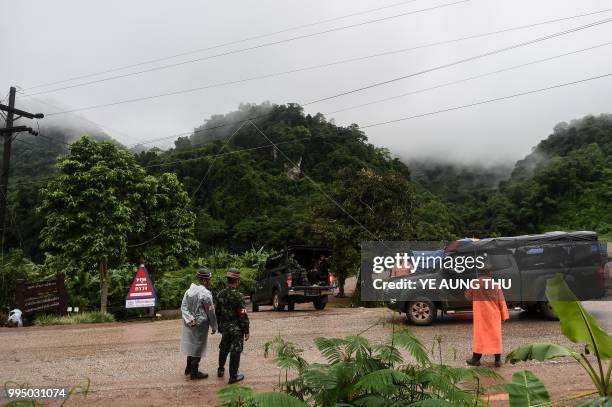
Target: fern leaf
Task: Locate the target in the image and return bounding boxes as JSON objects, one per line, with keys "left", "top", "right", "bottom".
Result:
{"left": 392, "top": 329, "right": 430, "bottom": 365}
{"left": 250, "top": 391, "right": 307, "bottom": 407}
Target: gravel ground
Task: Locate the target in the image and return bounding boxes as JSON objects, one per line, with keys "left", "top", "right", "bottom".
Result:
{"left": 1, "top": 291, "right": 609, "bottom": 406}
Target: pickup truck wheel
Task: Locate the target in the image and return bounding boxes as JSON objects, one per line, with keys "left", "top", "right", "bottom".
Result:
{"left": 313, "top": 299, "right": 327, "bottom": 310}
{"left": 539, "top": 301, "right": 558, "bottom": 320}
{"left": 251, "top": 295, "right": 259, "bottom": 312}
{"left": 407, "top": 299, "right": 437, "bottom": 325}
{"left": 272, "top": 291, "right": 285, "bottom": 311}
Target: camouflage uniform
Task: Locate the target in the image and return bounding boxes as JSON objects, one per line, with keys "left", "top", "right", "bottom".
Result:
{"left": 215, "top": 286, "right": 249, "bottom": 352}
{"left": 215, "top": 279, "right": 249, "bottom": 383}
{"left": 288, "top": 256, "right": 309, "bottom": 286}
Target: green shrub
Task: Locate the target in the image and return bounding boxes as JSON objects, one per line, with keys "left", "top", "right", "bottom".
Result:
{"left": 23, "top": 248, "right": 269, "bottom": 314}
{"left": 0, "top": 249, "right": 52, "bottom": 310}
{"left": 155, "top": 266, "right": 256, "bottom": 309}
{"left": 34, "top": 311, "right": 115, "bottom": 326}
{"left": 219, "top": 329, "right": 501, "bottom": 406}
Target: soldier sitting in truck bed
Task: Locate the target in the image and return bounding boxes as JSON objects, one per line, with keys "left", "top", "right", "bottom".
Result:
{"left": 288, "top": 253, "right": 309, "bottom": 286}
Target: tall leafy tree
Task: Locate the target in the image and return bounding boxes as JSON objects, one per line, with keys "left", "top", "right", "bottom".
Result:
{"left": 311, "top": 168, "right": 419, "bottom": 297}
{"left": 129, "top": 172, "right": 199, "bottom": 277}
{"left": 38, "top": 137, "right": 197, "bottom": 311}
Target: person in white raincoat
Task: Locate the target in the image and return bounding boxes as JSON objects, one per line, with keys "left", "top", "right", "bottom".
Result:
{"left": 7, "top": 309, "right": 23, "bottom": 327}
{"left": 181, "top": 268, "right": 217, "bottom": 380}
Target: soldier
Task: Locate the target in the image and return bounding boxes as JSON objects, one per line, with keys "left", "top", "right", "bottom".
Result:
{"left": 288, "top": 253, "right": 309, "bottom": 286}
{"left": 180, "top": 268, "right": 217, "bottom": 380}
{"left": 215, "top": 268, "right": 250, "bottom": 384}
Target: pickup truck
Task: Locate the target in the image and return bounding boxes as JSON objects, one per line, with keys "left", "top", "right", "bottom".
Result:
{"left": 251, "top": 246, "right": 335, "bottom": 311}
{"left": 383, "top": 231, "right": 607, "bottom": 325}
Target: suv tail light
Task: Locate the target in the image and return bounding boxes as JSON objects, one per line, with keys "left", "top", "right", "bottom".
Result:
{"left": 328, "top": 274, "right": 334, "bottom": 286}
{"left": 286, "top": 274, "right": 292, "bottom": 288}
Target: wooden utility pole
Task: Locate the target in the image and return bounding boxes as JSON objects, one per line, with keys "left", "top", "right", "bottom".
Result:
{"left": 0, "top": 87, "right": 17, "bottom": 236}
{"left": 0, "top": 86, "right": 43, "bottom": 239}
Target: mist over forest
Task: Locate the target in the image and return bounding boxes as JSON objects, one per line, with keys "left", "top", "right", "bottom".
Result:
{"left": 3, "top": 103, "right": 610, "bottom": 260}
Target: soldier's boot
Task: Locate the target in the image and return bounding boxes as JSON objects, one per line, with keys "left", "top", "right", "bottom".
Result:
{"left": 190, "top": 357, "right": 209, "bottom": 380}
{"left": 218, "top": 348, "right": 230, "bottom": 377}
{"left": 466, "top": 353, "right": 482, "bottom": 366}
{"left": 184, "top": 356, "right": 193, "bottom": 375}
{"left": 228, "top": 351, "right": 244, "bottom": 384}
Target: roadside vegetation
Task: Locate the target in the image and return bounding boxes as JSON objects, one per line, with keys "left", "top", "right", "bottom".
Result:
{"left": 219, "top": 328, "right": 502, "bottom": 406}
{"left": 216, "top": 276, "right": 611, "bottom": 406}
{"left": 0, "top": 104, "right": 610, "bottom": 316}
{"left": 34, "top": 311, "right": 115, "bottom": 326}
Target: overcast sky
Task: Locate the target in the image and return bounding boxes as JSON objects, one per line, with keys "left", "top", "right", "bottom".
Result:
{"left": 1, "top": 0, "right": 611, "bottom": 165}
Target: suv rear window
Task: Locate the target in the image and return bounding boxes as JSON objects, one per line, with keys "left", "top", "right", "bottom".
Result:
{"left": 570, "top": 243, "right": 604, "bottom": 267}
{"left": 516, "top": 244, "right": 570, "bottom": 270}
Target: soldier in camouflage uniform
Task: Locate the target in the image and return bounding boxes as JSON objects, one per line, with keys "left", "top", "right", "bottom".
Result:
{"left": 215, "top": 268, "right": 250, "bottom": 384}
{"left": 288, "top": 253, "right": 309, "bottom": 286}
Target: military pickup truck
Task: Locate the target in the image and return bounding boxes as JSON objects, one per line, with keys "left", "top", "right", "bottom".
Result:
{"left": 383, "top": 231, "right": 607, "bottom": 325}
{"left": 251, "top": 246, "right": 335, "bottom": 311}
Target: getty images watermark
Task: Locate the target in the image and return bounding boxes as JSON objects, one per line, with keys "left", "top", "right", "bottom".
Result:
{"left": 360, "top": 240, "right": 608, "bottom": 303}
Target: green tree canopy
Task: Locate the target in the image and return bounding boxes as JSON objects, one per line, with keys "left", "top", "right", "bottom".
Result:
{"left": 38, "top": 136, "right": 197, "bottom": 311}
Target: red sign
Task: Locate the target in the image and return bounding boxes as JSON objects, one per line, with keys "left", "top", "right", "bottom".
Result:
{"left": 125, "top": 265, "right": 157, "bottom": 308}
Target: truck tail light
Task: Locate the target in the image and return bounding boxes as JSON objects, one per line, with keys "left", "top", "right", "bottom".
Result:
{"left": 286, "top": 274, "right": 292, "bottom": 288}
{"left": 329, "top": 274, "right": 334, "bottom": 286}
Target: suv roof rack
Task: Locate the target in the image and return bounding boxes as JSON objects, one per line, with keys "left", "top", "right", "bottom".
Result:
{"left": 450, "top": 231, "right": 598, "bottom": 253}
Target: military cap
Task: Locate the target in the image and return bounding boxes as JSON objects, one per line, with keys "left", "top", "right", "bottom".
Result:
{"left": 226, "top": 268, "right": 241, "bottom": 279}
{"left": 196, "top": 267, "right": 211, "bottom": 279}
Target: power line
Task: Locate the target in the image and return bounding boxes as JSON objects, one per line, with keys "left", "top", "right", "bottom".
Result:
{"left": 23, "top": 0, "right": 426, "bottom": 91}
{"left": 144, "top": 134, "right": 349, "bottom": 169}
{"left": 302, "top": 16, "right": 612, "bottom": 106}
{"left": 37, "top": 133, "right": 71, "bottom": 146}
{"left": 191, "top": 121, "right": 249, "bottom": 198}
{"left": 111, "top": 16, "right": 612, "bottom": 148}
{"left": 9, "top": 35, "right": 612, "bottom": 180}
{"left": 8, "top": 72, "right": 612, "bottom": 190}
{"left": 13, "top": 38, "right": 612, "bottom": 167}
{"left": 327, "top": 41, "right": 612, "bottom": 114}
{"left": 39, "top": 11, "right": 612, "bottom": 118}
{"left": 248, "top": 120, "right": 381, "bottom": 241}
{"left": 19, "top": 93, "right": 134, "bottom": 142}
{"left": 360, "top": 72, "right": 612, "bottom": 129}
{"left": 24, "top": 0, "right": 470, "bottom": 97}
{"left": 130, "top": 68, "right": 612, "bottom": 171}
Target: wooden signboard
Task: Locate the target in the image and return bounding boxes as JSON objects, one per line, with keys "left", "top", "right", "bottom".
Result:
{"left": 15, "top": 274, "right": 68, "bottom": 316}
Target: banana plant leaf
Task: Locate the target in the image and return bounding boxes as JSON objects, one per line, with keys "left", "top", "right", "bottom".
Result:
{"left": 506, "top": 370, "right": 550, "bottom": 407}
{"left": 545, "top": 274, "right": 612, "bottom": 359}
{"left": 576, "top": 396, "right": 612, "bottom": 406}
{"left": 506, "top": 343, "right": 578, "bottom": 364}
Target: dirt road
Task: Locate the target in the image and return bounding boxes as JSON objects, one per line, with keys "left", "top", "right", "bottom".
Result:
{"left": 1, "top": 300, "right": 610, "bottom": 406}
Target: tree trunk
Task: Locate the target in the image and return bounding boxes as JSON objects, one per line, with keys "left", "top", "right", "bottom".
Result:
{"left": 337, "top": 272, "right": 346, "bottom": 297}
{"left": 100, "top": 257, "right": 108, "bottom": 313}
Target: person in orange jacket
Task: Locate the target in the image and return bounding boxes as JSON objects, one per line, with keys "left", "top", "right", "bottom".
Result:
{"left": 465, "top": 263, "right": 509, "bottom": 367}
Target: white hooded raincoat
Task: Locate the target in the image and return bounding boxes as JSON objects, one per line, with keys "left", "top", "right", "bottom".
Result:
{"left": 180, "top": 283, "right": 217, "bottom": 357}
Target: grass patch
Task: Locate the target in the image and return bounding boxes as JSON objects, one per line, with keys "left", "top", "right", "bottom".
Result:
{"left": 34, "top": 311, "right": 115, "bottom": 326}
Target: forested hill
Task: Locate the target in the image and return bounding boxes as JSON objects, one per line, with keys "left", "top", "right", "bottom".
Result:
{"left": 1, "top": 124, "right": 114, "bottom": 179}
{"left": 137, "top": 103, "right": 453, "bottom": 251}
{"left": 407, "top": 161, "right": 512, "bottom": 236}
{"left": 2, "top": 104, "right": 610, "bottom": 262}
{"left": 413, "top": 114, "right": 612, "bottom": 240}
{"left": 495, "top": 114, "right": 612, "bottom": 239}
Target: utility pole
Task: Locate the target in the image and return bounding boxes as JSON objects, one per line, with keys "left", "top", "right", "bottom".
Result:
{"left": 0, "top": 86, "right": 44, "bottom": 240}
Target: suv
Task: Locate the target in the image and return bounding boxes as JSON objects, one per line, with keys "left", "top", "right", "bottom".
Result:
{"left": 384, "top": 231, "right": 607, "bottom": 325}
{"left": 251, "top": 246, "right": 335, "bottom": 311}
